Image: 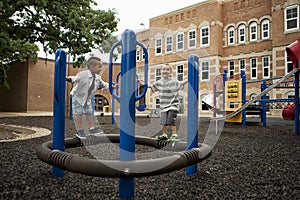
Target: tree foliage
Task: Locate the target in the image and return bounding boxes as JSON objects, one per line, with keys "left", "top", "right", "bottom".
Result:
{"left": 0, "top": 0, "right": 119, "bottom": 88}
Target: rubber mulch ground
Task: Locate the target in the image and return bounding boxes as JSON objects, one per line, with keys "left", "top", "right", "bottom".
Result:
{"left": 0, "top": 116, "right": 299, "bottom": 200}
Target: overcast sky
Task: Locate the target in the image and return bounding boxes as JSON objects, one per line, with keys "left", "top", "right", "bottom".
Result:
{"left": 96, "top": 0, "right": 205, "bottom": 35}
{"left": 38, "top": 0, "right": 205, "bottom": 58}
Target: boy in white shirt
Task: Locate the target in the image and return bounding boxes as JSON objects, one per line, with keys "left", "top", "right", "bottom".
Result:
{"left": 66, "top": 57, "right": 108, "bottom": 139}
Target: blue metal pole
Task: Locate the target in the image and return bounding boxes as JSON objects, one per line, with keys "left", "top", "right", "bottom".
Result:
{"left": 52, "top": 49, "right": 67, "bottom": 177}
{"left": 295, "top": 59, "right": 299, "bottom": 135}
{"left": 223, "top": 70, "right": 227, "bottom": 126}
{"left": 186, "top": 54, "right": 199, "bottom": 176}
{"left": 241, "top": 70, "right": 247, "bottom": 126}
{"left": 261, "top": 80, "right": 267, "bottom": 126}
{"left": 112, "top": 72, "right": 121, "bottom": 124}
{"left": 119, "top": 30, "right": 136, "bottom": 199}
{"left": 111, "top": 94, "right": 115, "bottom": 124}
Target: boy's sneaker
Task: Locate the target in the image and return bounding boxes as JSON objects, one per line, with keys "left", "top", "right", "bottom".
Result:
{"left": 76, "top": 130, "right": 86, "bottom": 139}
{"left": 89, "top": 128, "right": 104, "bottom": 136}
{"left": 168, "top": 134, "right": 180, "bottom": 142}
{"left": 155, "top": 133, "right": 168, "bottom": 141}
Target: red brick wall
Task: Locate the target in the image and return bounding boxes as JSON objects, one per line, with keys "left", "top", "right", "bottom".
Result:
{"left": 0, "top": 61, "right": 28, "bottom": 112}
{"left": 27, "top": 58, "right": 55, "bottom": 111}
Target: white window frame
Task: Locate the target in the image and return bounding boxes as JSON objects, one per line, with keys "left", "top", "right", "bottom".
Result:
{"left": 249, "top": 22, "right": 257, "bottom": 42}
{"left": 136, "top": 48, "right": 140, "bottom": 61}
{"left": 261, "top": 20, "right": 270, "bottom": 40}
{"left": 201, "top": 94, "right": 210, "bottom": 111}
{"left": 201, "top": 61, "right": 210, "bottom": 81}
{"left": 165, "top": 35, "right": 173, "bottom": 53}
{"left": 285, "top": 52, "right": 294, "bottom": 74}
{"left": 155, "top": 37, "right": 162, "bottom": 55}
{"left": 284, "top": 5, "right": 299, "bottom": 32}
{"left": 188, "top": 29, "right": 196, "bottom": 49}
{"left": 142, "top": 49, "right": 145, "bottom": 61}
{"left": 176, "top": 32, "right": 184, "bottom": 52}
{"left": 177, "top": 64, "right": 184, "bottom": 81}
{"left": 250, "top": 58, "right": 257, "bottom": 79}
{"left": 155, "top": 68, "right": 161, "bottom": 81}
{"left": 262, "top": 56, "right": 270, "bottom": 78}
{"left": 228, "top": 60, "right": 235, "bottom": 77}
{"left": 238, "top": 25, "right": 246, "bottom": 44}
{"left": 155, "top": 97, "right": 160, "bottom": 109}
{"left": 200, "top": 26, "right": 209, "bottom": 47}
{"left": 239, "top": 59, "right": 246, "bottom": 72}
{"left": 228, "top": 27, "right": 235, "bottom": 45}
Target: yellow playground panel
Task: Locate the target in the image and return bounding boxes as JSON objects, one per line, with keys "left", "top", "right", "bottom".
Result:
{"left": 225, "top": 80, "right": 242, "bottom": 123}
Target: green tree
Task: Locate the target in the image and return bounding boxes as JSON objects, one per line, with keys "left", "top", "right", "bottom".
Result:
{"left": 0, "top": 0, "right": 119, "bottom": 88}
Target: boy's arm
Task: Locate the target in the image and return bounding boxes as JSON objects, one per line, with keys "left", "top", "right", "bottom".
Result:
{"left": 66, "top": 76, "right": 78, "bottom": 83}
{"left": 178, "top": 79, "right": 188, "bottom": 90}
{"left": 98, "top": 80, "right": 109, "bottom": 90}
{"left": 137, "top": 79, "right": 153, "bottom": 90}
{"left": 181, "top": 80, "right": 188, "bottom": 85}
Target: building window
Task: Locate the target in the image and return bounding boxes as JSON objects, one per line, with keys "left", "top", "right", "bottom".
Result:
{"left": 142, "top": 49, "right": 145, "bottom": 61}
{"left": 165, "top": 35, "right": 173, "bottom": 53}
{"left": 155, "top": 68, "right": 161, "bottom": 81}
{"left": 286, "top": 52, "right": 294, "bottom": 74}
{"left": 155, "top": 98, "right": 160, "bottom": 109}
{"left": 187, "top": 11, "right": 191, "bottom": 19}
{"left": 285, "top": 5, "right": 299, "bottom": 32}
{"left": 176, "top": 32, "right": 184, "bottom": 51}
{"left": 238, "top": 25, "right": 246, "bottom": 44}
{"left": 228, "top": 27, "right": 235, "bottom": 45}
{"left": 181, "top": 13, "right": 184, "bottom": 21}
{"left": 201, "top": 94, "right": 210, "bottom": 111}
{"left": 155, "top": 38, "right": 162, "bottom": 55}
{"left": 177, "top": 64, "right": 184, "bottom": 81}
{"left": 188, "top": 29, "right": 196, "bottom": 49}
{"left": 262, "top": 56, "right": 270, "bottom": 78}
{"left": 192, "top": 9, "right": 196, "bottom": 18}
{"left": 249, "top": 22, "right": 257, "bottom": 42}
{"left": 136, "top": 49, "right": 140, "bottom": 61}
{"left": 178, "top": 96, "right": 184, "bottom": 114}
{"left": 200, "top": 26, "right": 209, "bottom": 47}
{"left": 201, "top": 61, "right": 209, "bottom": 81}
{"left": 228, "top": 60, "right": 235, "bottom": 77}
{"left": 250, "top": 58, "right": 257, "bottom": 79}
{"left": 261, "top": 20, "right": 270, "bottom": 40}
{"left": 287, "top": 92, "right": 295, "bottom": 99}
{"left": 239, "top": 59, "right": 246, "bottom": 72}
{"left": 250, "top": 93, "right": 257, "bottom": 100}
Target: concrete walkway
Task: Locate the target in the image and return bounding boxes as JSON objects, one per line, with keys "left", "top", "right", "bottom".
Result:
{"left": 0, "top": 111, "right": 54, "bottom": 117}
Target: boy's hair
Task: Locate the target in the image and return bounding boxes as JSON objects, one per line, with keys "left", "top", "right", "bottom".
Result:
{"left": 161, "top": 63, "right": 172, "bottom": 71}
{"left": 87, "top": 57, "right": 102, "bottom": 69}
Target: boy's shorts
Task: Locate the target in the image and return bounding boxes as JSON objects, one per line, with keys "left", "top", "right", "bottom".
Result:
{"left": 72, "top": 98, "right": 92, "bottom": 115}
{"left": 160, "top": 110, "right": 178, "bottom": 125}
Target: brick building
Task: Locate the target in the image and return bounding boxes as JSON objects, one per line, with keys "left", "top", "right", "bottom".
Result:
{"left": 0, "top": 57, "right": 120, "bottom": 113}
{"left": 0, "top": 0, "right": 299, "bottom": 117}
{"left": 135, "top": 0, "right": 300, "bottom": 116}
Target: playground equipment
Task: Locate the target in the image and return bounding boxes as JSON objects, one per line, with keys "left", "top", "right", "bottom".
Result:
{"left": 36, "top": 30, "right": 212, "bottom": 199}
{"left": 225, "top": 79, "right": 242, "bottom": 123}
{"left": 111, "top": 71, "right": 146, "bottom": 124}
{"left": 213, "top": 37, "right": 300, "bottom": 135}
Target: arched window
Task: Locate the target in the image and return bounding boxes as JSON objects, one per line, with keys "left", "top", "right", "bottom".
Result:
{"left": 261, "top": 20, "right": 270, "bottom": 40}
{"left": 228, "top": 27, "right": 235, "bottom": 45}
{"left": 238, "top": 25, "right": 246, "bottom": 43}
{"left": 249, "top": 22, "right": 257, "bottom": 42}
